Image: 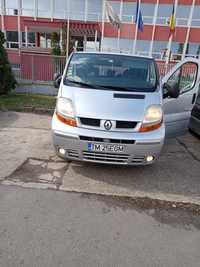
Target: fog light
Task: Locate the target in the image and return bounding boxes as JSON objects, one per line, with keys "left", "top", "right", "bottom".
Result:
{"left": 146, "top": 155, "right": 154, "bottom": 162}
{"left": 59, "top": 148, "right": 66, "bottom": 155}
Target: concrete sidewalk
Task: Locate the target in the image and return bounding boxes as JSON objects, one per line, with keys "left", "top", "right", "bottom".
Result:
{"left": 0, "top": 111, "right": 200, "bottom": 205}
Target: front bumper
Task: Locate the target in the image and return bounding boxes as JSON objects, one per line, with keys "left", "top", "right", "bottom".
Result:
{"left": 52, "top": 114, "right": 165, "bottom": 165}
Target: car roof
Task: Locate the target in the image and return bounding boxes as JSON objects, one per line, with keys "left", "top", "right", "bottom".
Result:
{"left": 74, "top": 51, "right": 154, "bottom": 60}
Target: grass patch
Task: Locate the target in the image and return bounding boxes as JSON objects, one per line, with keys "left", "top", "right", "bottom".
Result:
{"left": 0, "top": 93, "right": 56, "bottom": 110}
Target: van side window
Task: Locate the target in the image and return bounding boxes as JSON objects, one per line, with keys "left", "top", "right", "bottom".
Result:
{"left": 166, "top": 68, "right": 181, "bottom": 93}
{"left": 166, "top": 62, "right": 198, "bottom": 96}
{"left": 179, "top": 63, "right": 197, "bottom": 94}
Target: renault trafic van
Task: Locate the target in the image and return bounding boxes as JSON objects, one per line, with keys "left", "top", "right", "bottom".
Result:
{"left": 52, "top": 52, "right": 200, "bottom": 165}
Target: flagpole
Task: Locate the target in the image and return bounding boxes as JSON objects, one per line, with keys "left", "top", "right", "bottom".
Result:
{"left": 149, "top": 0, "right": 159, "bottom": 57}
{"left": 166, "top": 0, "right": 178, "bottom": 64}
{"left": 182, "top": 0, "right": 195, "bottom": 60}
{"left": 132, "top": 0, "right": 140, "bottom": 55}
{"left": 117, "top": 0, "right": 123, "bottom": 52}
{"left": 101, "top": 0, "right": 106, "bottom": 52}
{"left": 66, "top": 0, "right": 70, "bottom": 57}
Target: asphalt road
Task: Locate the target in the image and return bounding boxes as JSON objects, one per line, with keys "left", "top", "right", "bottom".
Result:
{"left": 1, "top": 186, "right": 200, "bottom": 267}
{"left": 0, "top": 111, "right": 200, "bottom": 267}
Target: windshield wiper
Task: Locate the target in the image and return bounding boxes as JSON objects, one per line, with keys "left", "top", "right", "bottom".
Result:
{"left": 65, "top": 79, "right": 97, "bottom": 88}
{"left": 65, "top": 79, "right": 140, "bottom": 92}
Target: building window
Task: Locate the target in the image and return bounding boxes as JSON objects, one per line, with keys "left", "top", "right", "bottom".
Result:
{"left": 141, "top": 4, "right": 155, "bottom": 24}
{"left": 6, "top": 31, "right": 19, "bottom": 49}
{"left": 22, "top": 32, "right": 36, "bottom": 47}
{"left": 53, "top": 0, "right": 68, "bottom": 19}
{"left": 192, "top": 6, "right": 200, "bottom": 27}
{"left": 40, "top": 33, "right": 53, "bottom": 49}
{"left": 176, "top": 5, "right": 190, "bottom": 26}
{"left": 157, "top": 4, "right": 172, "bottom": 25}
{"left": 38, "top": 0, "right": 51, "bottom": 18}
{"left": 69, "top": 0, "right": 85, "bottom": 21}
{"left": 87, "top": 0, "right": 102, "bottom": 21}
{"left": 122, "top": 2, "right": 136, "bottom": 22}
{"left": 121, "top": 3, "right": 154, "bottom": 24}
{"left": 187, "top": 43, "right": 200, "bottom": 57}
{"left": 5, "top": 0, "right": 18, "bottom": 15}
{"left": 22, "top": 0, "right": 35, "bottom": 17}
{"left": 119, "top": 38, "right": 132, "bottom": 53}
{"left": 102, "top": 37, "right": 118, "bottom": 52}
{"left": 153, "top": 41, "right": 168, "bottom": 59}
{"left": 136, "top": 40, "right": 151, "bottom": 56}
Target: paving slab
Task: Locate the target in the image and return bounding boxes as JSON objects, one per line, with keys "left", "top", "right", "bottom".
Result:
{"left": 0, "top": 112, "right": 53, "bottom": 179}
{"left": 0, "top": 111, "right": 51, "bottom": 130}
{"left": 0, "top": 127, "right": 54, "bottom": 179}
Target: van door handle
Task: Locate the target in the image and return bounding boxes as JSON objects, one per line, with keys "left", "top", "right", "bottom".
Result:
{"left": 192, "top": 93, "right": 196, "bottom": 104}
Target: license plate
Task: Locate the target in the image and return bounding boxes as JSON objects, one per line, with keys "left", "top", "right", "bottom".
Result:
{"left": 88, "top": 143, "right": 124, "bottom": 153}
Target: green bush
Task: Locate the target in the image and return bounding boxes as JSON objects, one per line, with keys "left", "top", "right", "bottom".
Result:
{"left": 0, "top": 31, "right": 16, "bottom": 95}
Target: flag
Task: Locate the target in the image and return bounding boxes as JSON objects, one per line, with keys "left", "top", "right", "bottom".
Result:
{"left": 135, "top": 0, "right": 144, "bottom": 32}
{"left": 105, "top": 0, "right": 121, "bottom": 30}
{"left": 169, "top": 3, "right": 176, "bottom": 36}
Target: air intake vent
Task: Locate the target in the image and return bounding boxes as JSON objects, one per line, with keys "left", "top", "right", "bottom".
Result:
{"left": 114, "top": 93, "right": 145, "bottom": 99}
{"left": 82, "top": 151, "right": 129, "bottom": 164}
{"left": 80, "top": 117, "right": 100, "bottom": 127}
{"left": 116, "top": 121, "right": 137, "bottom": 129}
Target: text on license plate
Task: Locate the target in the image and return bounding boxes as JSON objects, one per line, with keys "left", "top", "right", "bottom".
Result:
{"left": 88, "top": 143, "right": 124, "bottom": 153}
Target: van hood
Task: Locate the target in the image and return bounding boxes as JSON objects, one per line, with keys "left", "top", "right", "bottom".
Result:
{"left": 61, "top": 85, "right": 161, "bottom": 122}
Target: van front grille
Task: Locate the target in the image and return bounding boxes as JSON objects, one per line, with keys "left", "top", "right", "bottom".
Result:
{"left": 79, "top": 117, "right": 138, "bottom": 129}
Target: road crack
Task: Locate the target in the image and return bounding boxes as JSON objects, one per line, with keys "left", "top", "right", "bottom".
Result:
{"left": 176, "top": 138, "right": 200, "bottom": 162}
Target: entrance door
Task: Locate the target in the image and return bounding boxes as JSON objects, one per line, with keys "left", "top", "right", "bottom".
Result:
{"left": 70, "top": 36, "right": 84, "bottom": 53}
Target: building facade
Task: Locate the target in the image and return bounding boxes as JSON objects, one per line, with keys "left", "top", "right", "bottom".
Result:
{"left": 1, "top": 0, "right": 200, "bottom": 69}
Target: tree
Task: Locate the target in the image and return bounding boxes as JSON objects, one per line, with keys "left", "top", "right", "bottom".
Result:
{"left": 0, "top": 30, "right": 16, "bottom": 95}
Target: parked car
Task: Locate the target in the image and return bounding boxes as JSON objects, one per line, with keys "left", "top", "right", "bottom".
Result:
{"left": 52, "top": 52, "right": 200, "bottom": 165}
{"left": 189, "top": 90, "right": 200, "bottom": 135}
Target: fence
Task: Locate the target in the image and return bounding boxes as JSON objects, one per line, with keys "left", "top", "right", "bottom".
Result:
{"left": 8, "top": 52, "right": 182, "bottom": 85}
{"left": 8, "top": 52, "right": 66, "bottom": 85}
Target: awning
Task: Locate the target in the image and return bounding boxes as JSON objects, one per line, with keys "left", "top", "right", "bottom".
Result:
{"left": 67, "top": 21, "right": 100, "bottom": 37}
{"left": 24, "top": 18, "right": 100, "bottom": 37}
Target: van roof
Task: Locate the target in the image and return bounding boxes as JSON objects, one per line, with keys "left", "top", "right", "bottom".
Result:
{"left": 74, "top": 51, "right": 154, "bottom": 60}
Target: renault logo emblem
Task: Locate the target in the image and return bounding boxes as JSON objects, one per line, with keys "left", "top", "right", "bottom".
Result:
{"left": 104, "top": 120, "right": 112, "bottom": 130}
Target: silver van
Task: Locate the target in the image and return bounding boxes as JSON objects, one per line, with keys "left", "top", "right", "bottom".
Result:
{"left": 52, "top": 52, "right": 200, "bottom": 165}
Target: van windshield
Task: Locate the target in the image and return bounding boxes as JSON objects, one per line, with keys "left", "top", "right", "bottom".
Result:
{"left": 64, "top": 53, "right": 158, "bottom": 92}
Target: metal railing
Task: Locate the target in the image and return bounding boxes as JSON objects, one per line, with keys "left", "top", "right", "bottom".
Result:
{"left": 3, "top": 7, "right": 200, "bottom": 27}
{"left": 6, "top": 41, "right": 36, "bottom": 49}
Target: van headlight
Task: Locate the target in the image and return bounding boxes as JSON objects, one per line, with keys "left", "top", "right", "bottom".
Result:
{"left": 56, "top": 97, "right": 77, "bottom": 127}
{"left": 139, "top": 105, "right": 163, "bottom": 132}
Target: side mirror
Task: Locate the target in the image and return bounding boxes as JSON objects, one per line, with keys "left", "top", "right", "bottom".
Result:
{"left": 163, "top": 82, "right": 180, "bottom": 99}
{"left": 53, "top": 73, "right": 62, "bottom": 89}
